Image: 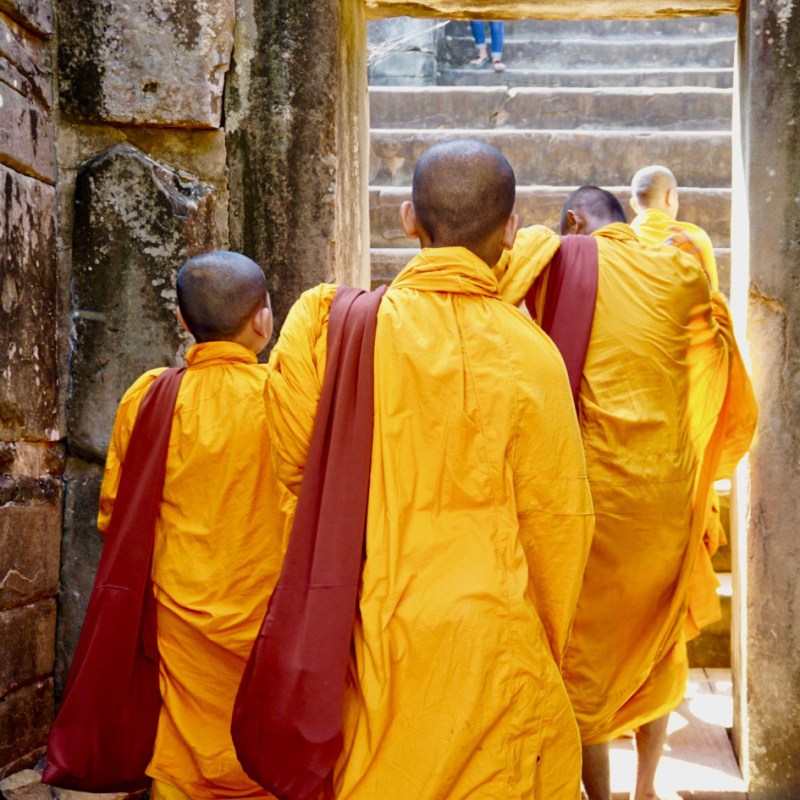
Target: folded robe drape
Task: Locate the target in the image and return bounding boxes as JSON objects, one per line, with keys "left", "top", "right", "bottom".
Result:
{"left": 43, "top": 367, "right": 185, "bottom": 792}
{"left": 232, "top": 285, "right": 386, "bottom": 800}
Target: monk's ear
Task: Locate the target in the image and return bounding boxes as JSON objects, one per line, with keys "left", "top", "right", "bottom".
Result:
{"left": 176, "top": 308, "right": 191, "bottom": 334}
{"left": 400, "top": 201, "right": 420, "bottom": 240}
{"left": 501, "top": 213, "right": 520, "bottom": 251}
{"left": 252, "top": 305, "right": 273, "bottom": 344}
{"left": 629, "top": 196, "right": 640, "bottom": 214}
{"left": 566, "top": 209, "right": 583, "bottom": 234}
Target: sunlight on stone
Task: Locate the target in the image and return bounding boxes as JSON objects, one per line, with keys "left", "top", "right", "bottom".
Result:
{"left": 689, "top": 694, "right": 734, "bottom": 728}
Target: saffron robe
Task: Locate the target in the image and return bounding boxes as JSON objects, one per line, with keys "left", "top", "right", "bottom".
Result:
{"left": 495, "top": 223, "right": 752, "bottom": 744}
{"left": 631, "top": 206, "right": 731, "bottom": 635}
{"left": 631, "top": 207, "right": 719, "bottom": 291}
{"left": 266, "top": 247, "right": 594, "bottom": 799}
{"left": 98, "top": 341, "right": 287, "bottom": 799}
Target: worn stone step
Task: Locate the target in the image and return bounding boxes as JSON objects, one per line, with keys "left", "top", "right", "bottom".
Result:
{"left": 446, "top": 16, "right": 738, "bottom": 41}
{"left": 436, "top": 66, "right": 734, "bottom": 90}
{"left": 688, "top": 574, "right": 732, "bottom": 669}
{"left": 441, "top": 36, "right": 734, "bottom": 71}
{"left": 370, "top": 129, "right": 732, "bottom": 189}
{"left": 370, "top": 86, "right": 733, "bottom": 132}
{"left": 607, "top": 668, "right": 745, "bottom": 799}
{"left": 370, "top": 185, "right": 731, "bottom": 247}
{"left": 371, "top": 246, "right": 731, "bottom": 296}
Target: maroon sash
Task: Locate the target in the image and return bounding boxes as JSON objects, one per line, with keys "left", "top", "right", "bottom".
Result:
{"left": 232, "top": 285, "right": 386, "bottom": 800}
{"left": 43, "top": 367, "right": 185, "bottom": 792}
{"left": 525, "top": 234, "right": 599, "bottom": 407}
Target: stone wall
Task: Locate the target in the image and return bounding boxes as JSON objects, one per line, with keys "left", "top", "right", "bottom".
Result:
{"left": 0, "top": 0, "right": 60, "bottom": 778}
{"left": 735, "top": 1, "right": 800, "bottom": 796}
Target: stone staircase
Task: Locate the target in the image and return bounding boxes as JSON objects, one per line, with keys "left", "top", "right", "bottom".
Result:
{"left": 368, "top": 16, "right": 740, "bottom": 796}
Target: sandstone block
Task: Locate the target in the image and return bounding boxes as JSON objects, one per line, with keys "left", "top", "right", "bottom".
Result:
{"left": 0, "top": 600, "right": 55, "bottom": 696}
{"left": 0, "top": 0, "right": 51, "bottom": 37}
{"left": 0, "top": 12, "right": 53, "bottom": 110}
{"left": 0, "top": 493, "right": 60, "bottom": 610}
{"left": 67, "top": 144, "right": 217, "bottom": 463}
{"left": 57, "top": 0, "right": 233, "bottom": 127}
{"left": 0, "top": 681, "right": 52, "bottom": 780}
{"left": 0, "top": 768, "right": 51, "bottom": 800}
{"left": 0, "top": 164, "right": 58, "bottom": 441}
{"left": 55, "top": 459, "right": 103, "bottom": 698}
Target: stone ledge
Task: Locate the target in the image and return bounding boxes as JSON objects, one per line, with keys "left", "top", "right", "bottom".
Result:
{"left": 0, "top": 1, "right": 51, "bottom": 38}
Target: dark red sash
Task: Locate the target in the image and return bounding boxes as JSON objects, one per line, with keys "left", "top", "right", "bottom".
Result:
{"left": 232, "top": 285, "right": 386, "bottom": 800}
{"left": 43, "top": 367, "right": 185, "bottom": 792}
{"left": 526, "top": 234, "right": 599, "bottom": 408}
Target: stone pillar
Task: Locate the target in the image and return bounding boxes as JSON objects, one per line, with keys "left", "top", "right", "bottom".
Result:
{"left": 735, "top": 1, "right": 800, "bottom": 796}
{"left": 225, "top": 0, "right": 370, "bottom": 339}
{"left": 0, "top": 0, "right": 60, "bottom": 778}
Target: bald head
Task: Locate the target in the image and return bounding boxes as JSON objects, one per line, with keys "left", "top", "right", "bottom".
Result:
{"left": 177, "top": 251, "right": 268, "bottom": 343}
{"left": 560, "top": 186, "right": 626, "bottom": 235}
{"left": 630, "top": 165, "right": 679, "bottom": 216}
{"left": 411, "top": 139, "right": 516, "bottom": 253}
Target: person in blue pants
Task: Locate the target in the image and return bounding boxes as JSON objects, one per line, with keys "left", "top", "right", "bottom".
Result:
{"left": 469, "top": 21, "right": 506, "bottom": 72}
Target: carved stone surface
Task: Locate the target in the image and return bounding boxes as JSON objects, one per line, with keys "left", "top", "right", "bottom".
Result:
{"left": 0, "top": 681, "right": 52, "bottom": 781}
{"left": 0, "top": 163, "right": 58, "bottom": 442}
{"left": 0, "top": 600, "right": 56, "bottom": 695}
{"left": 67, "top": 144, "right": 217, "bottom": 462}
{"left": 55, "top": 459, "right": 103, "bottom": 699}
{"left": 0, "top": 0, "right": 51, "bottom": 37}
{"left": 57, "top": 0, "right": 234, "bottom": 127}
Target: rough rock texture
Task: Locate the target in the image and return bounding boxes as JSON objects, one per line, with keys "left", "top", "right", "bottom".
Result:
{"left": 0, "top": 681, "right": 51, "bottom": 780}
{"left": 0, "top": 601, "right": 56, "bottom": 696}
{"left": 366, "top": 0, "right": 738, "bottom": 19}
{"left": 368, "top": 17, "right": 443, "bottom": 86}
{"left": 225, "top": 0, "right": 369, "bottom": 340}
{"left": 0, "top": 11, "right": 55, "bottom": 183}
{"left": 57, "top": 0, "right": 234, "bottom": 127}
{"left": 0, "top": 164, "right": 58, "bottom": 442}
{"left": 0, "top": 0, "right": 51, "bottom": 36}
{"left": 734, "top": 1, "right": 800, "bottom": 796}
{"left": 0, "top": 762, "right": 131, "bottom": 799}
{"left": 67, "top": 143, "right": 217, "bottom": 463}
{"left": 54, "top": 459, "right": 103, "bottom": 699}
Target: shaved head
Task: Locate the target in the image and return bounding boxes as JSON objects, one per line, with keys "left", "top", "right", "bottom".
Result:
{"left": 631, "top": 165, "right": 678, "bottom": 209}
{"left": 177, "top": 251, "right": 268, "bottom": 343}
{"left": 560, "top": 186, "right": 626, "bottom": 235}
{"left": 411, "top": 138, "right": 516, "bottom": 251}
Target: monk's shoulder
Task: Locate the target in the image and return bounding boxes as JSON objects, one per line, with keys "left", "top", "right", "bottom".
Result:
{"left": 118, "top": 367, "right": 167, "bottom": 408}
{"left": 496, "top": 302, "right": 570, "bottom": 380}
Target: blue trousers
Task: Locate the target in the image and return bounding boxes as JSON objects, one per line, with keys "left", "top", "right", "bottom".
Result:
{"left": 470, "top": 21, "right": 504, "bottom": 58}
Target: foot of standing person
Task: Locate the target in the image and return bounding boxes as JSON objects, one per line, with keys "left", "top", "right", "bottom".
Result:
{"left": 469, "top": 46, "right": 489, "bottom": 67}
{"left": 492, "top": 56, "right": 506, "bottom": 72}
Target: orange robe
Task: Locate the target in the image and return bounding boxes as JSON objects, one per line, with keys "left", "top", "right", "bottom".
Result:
{"left": 495, "top": 223, "right": 753, "bottom": 744}
{"left": 266, "top": 248, "right": 594, "bottom": 799}
{"left": 99, "top": 341, "right": 287, "bottom": 799}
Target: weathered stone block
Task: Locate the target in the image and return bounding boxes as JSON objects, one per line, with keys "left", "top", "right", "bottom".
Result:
{"left": 0, "top": 681, "right": 52, "bottom": 780}
{"left": 0, "top": 0, "right": 51, "bottom": 37}
{"left": 0, "top": 768, "right": 51, "bottom": 800}
{"left": 57, "top": 0, "right": 233, "bottom": 127}
{"left": 0, "top": 492, "right": 60, "bottom": 609}
{"left": 0, "top": 11, "right": 53, "bottom": 110}
{"left": 0, "top": 164, "right": 57, "bottom": 441}
{"left": 55, "top": 459, "right": 103, "bottom": 699}
{"left": 368, "top": 51, "right": 436, "bottom": 85}
{"left": 0, "top": 600, "right": 55, "bottom": 695}
{"left": 0, "top": 86, "right": 55, "bottom": 184}
{"left": 67, "top": 144, "right": 217, "bottom": 463}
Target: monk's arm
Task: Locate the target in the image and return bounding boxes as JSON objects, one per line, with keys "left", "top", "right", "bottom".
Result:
{"left": 97, "top": 370, "right": 163, "bottom": 534}
{"left": 265, "top": 284, "right": 337, "bottom": 499}
{"left": 494, "top": 225, "right": 561, "bottom": 308}
{"left": 513, "top": 336, "right": 594, "bottom": 666}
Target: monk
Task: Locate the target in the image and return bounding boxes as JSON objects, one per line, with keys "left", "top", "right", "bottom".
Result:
{"left": 494, "top": 187, "right": 756, "bottom": 800}
{"left": 98, "top": 252, "right": 286, "bottom": 800}
{"left": 630, "top": 164, "right": 731, "bottom": 641}
{"left": 630, "top": 164, "right": 719, "bottom": 290}
{"left": 265, "top": 139, "right": 594, "bottom": 799}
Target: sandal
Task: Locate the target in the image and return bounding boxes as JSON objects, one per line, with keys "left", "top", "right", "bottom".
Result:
{"left": 469, "top": 55, "right": 490, "bottom": 68}
{"left": 492, "top": 59, "right": 506, "bottom": 72}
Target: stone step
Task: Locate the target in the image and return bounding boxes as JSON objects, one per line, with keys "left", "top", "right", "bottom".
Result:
{"left": 436, "top": 66, "right": 734, "bottom": 90}
{"left": 441, "top": 35, "right": 735, "bottom": 71}
{"left": 446, "top": 17, "right": 738, "bottom": 40}
{"left": 688, "top": 574, "right": 732, "bottom": 669}
{"left": 369, "top": 185, "right": 731, "bottom": 248}
{"left": 371, "top": 247, "right": 731, "bottom": 297}
{"left": 370, "top": 129, "right": 732, "bottom": 188}
{"left": 606, "top": 668, "right": 745, "bottom": 799}
{"left": 370, "top": 86, "right": 732, "bottom": 132}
